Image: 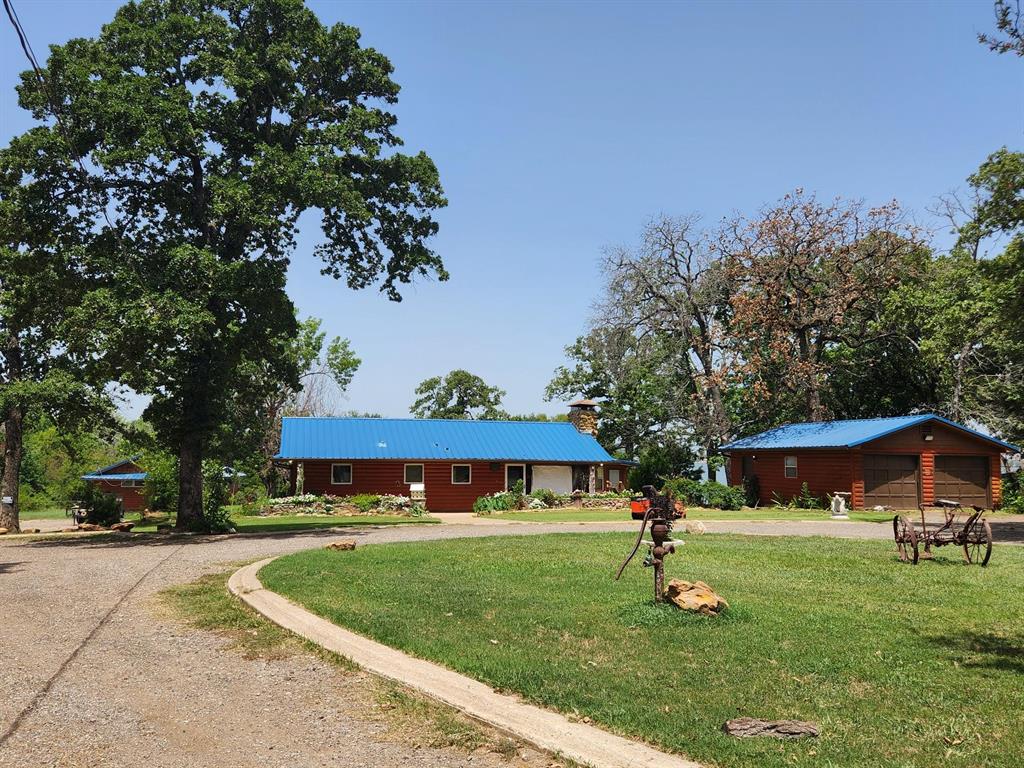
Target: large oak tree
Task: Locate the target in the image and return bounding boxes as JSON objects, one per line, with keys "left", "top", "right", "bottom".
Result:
{"left": 13, "top": 0, "right": 446, "bottom": 529}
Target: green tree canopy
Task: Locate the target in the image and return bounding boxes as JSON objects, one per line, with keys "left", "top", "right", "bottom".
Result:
{"left": 12, "top": 0, "right": 446, "bottom": 529}
{"left": 411, "top": 370, "right": 506, "bottom": 420}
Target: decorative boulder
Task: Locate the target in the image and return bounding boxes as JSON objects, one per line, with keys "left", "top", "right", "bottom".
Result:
{"left": 684, "top": 520, "right": 707, "bottom": 535}
{"left": 325, "top": 540, "right": 357, "bottom": 551}
{"left": 111, "top": 522, "right": 135, "bottom": 532}
{"left": 664, "top": 579, "right": 728, "bottom": 615}
{"left": 78, "top": 523, "right": 104, "bottom": 531}
{"left": 723, "top": 717, "right": 819, "bottom": 739}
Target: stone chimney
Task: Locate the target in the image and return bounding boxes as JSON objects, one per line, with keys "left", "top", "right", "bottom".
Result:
{"left": 568, "top": 399, "right": 599, "bottom": 436}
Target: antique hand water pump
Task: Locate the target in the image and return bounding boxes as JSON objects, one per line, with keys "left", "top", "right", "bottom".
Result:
{"left": 615, "top": 485, "right": 684, "bottom": 602}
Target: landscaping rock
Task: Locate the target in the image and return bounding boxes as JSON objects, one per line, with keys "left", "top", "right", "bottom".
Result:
{"left": 723, "top": 717, "right": 819, "bottom": 739}
{"left": 325, "top": 540, "right": 357, "bottom": 551}
{"left": 0, "top": 527, "right": 7, "bottom": 535}
{"left": 684, "top": 520, "right": 707, "bottom": 535}
{"left": 111, "top": 522, "right": 135, "bottom": 532}
{"left": 664, "top": 579, "right": 728, "bottom": 615}
{"left": 78, "top": 523, "right": 105, "bottom": 532}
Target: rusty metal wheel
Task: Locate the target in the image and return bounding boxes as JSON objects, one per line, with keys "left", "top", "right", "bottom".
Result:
{"left": 893, "top": 515, "right": 919, "bottom": 564}
{"left": 963, "top": 519, "right": 992, "bottom": 566}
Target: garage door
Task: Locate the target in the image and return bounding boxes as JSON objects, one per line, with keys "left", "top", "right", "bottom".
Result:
{"left": 864, "top": 454, "right": 919, "bottom": 509}
{"left": 934, "top": 456, "right": 989, "bottom": 508}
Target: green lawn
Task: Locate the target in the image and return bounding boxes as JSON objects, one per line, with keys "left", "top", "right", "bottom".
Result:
{"left": 20, "top": 506, "right": 70, "bottom": 520}
{"left": 262, "top": 532, "right": 1024, "bottom": 768}
{"left": 484, "top": 506, "right": 894, "bottom": 523}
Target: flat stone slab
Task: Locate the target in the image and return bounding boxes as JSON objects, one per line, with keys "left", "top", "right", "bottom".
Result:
{"left": 723, "top": 717, "right": 819, "bottom": 739}
{"left": 229, "top": 558, "right": 702, "bottom": 768}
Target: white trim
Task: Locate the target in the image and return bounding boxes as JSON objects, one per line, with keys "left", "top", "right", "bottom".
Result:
{"left": 404, "top": 463, "right": 424, "bottom": 484}
{"left": 784, "top": 455, "right": 798, "bottom": 478}
{"left": 331, "top": 463, "right": 353, "bottom": 485}
{"left": 505, "top": 464, "right": 526, "bottom": 491}
{"left": 451, "top": 464, "right": 472, "bottom": 485}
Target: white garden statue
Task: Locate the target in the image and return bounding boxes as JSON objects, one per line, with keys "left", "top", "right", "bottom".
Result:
{"left": 830, "top": 491, "right": 851, "bottom": 519}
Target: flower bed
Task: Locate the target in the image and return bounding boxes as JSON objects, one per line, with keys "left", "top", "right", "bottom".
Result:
{"left": 246, "top": 493, "right": 426, "bottom": 518}
{"left": 475, "top": 488, "right": 633, "bottom": 514}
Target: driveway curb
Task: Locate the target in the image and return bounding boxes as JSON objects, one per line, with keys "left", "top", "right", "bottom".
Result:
{"left": 228, "top": 557, "right": 701, "bottom": 768}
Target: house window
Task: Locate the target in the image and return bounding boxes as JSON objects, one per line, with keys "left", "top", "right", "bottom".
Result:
{"left": 121, "top": 479, "right": 144, "bottom": 488}
{"left": 404, "top": 464, "right": 424, "bottom": 484}
{"left": 451, "top": 464, "right": 471, "bottom": 484}
{"left": 331, "top": 464, "right": 353, "bottom": 485}
{"left": 784, "top": 456, "right": 798, "bottom": 478}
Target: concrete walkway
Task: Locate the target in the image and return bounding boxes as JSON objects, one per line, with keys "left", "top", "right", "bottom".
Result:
{"left": 231, "top": 558, "right": 700, "bottom": 768}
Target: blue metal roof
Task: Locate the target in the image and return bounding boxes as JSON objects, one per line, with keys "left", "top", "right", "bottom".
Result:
{"left": 276, "top": 417, "right": 624, "bottom": 463}
{"left": 82, "top": 472, "right": 147, "bottom": 481}
{"left": 721, "top": 414, "right": 1020, "bottom": 452}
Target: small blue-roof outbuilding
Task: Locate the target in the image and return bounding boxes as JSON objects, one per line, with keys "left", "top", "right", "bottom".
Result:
{"left": 721, "top": 414, "right": 1019, "bottom": 453}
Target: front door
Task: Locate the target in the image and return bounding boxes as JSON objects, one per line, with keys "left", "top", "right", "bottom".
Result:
{"left": 572, "top": 465, "right": 590, "bottom": 492}
{"left": 742, "top": 456, "right": 755, "bottom": 479}
{"left": 506, "top": 464, "right": 526, "bottom": 491}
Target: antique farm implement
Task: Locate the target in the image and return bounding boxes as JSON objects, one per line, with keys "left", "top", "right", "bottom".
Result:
{"left": 893, "top": 499, "right": 993, "bottom": 566}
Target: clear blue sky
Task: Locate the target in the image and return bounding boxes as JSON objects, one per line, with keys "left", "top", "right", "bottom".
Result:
{"left": 1, "top": 1, "right": 1020, "bottom": 420}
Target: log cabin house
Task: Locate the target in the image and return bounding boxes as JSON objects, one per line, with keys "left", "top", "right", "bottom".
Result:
{"left": 275, "top": 401, "right": 634, "bottom": 512}
{"left": 722, "top": 415, "right": 1020, "bottom": 510}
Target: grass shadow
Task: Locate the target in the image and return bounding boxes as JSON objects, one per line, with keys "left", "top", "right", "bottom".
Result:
{"left": 924, "top": 629, "right": 1024, "bottom": 674}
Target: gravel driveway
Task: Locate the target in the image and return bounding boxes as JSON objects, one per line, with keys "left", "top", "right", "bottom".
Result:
{"left": 2, "top": 514, "right": 1009, "bottom": 767}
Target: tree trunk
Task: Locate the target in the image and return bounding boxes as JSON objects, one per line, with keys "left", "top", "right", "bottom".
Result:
{"left": 1, "top": 403, "right": 23, "bottom": 533}
{"left": 176, "top": 432, "right": 204, "bottom": 531}
{"left": 796, "top": 329, "right": 825, "bottom": 420}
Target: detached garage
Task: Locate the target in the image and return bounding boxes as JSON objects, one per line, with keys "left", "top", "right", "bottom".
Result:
{"left": 723, "top": 415, "right": 1019, "bottom": 510}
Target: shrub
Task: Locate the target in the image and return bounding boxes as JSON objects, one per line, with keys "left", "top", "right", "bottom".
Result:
{"left": 1001, "top": 471, "right": 1023, "bottom": 513}
{"left": 81, "top": 484, "right": 122, "bottom": 526}
{"left": 704, "top": 482, "right": 745, "bottom": 511}
{"left": 530, "top": 488, "right": 559, "bottom": 508}
{"left": 791, "top": 482, "right": 825, "bottom": 510}
{"left": 347, "top": 493, "right": 381, "bottom": 513}
{"left": 660, "top": 478, "right": 745, "bottom": 510}
{"left": 508, "top": 479, "right": 525, "bottom": 510}
{"left": 661, "top": 477, "right": 704, "bottom": 505}
{"left": 199, "top": 462, "right": 234, "bottom": 533}
{"left": 473, "top": 491, "right": 516, "bottom": 514}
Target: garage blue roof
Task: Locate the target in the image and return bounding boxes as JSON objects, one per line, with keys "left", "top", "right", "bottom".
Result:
{"left": 276, "top": 417, "right": 625, "bottom": 463}
{"left": 721, "top": 414, "right": 1020, "bottom": 452}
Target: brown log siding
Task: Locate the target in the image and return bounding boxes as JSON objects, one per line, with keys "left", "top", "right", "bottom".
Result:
{"left": 727, "top": 421, "right": 1005, "bottom": 509}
